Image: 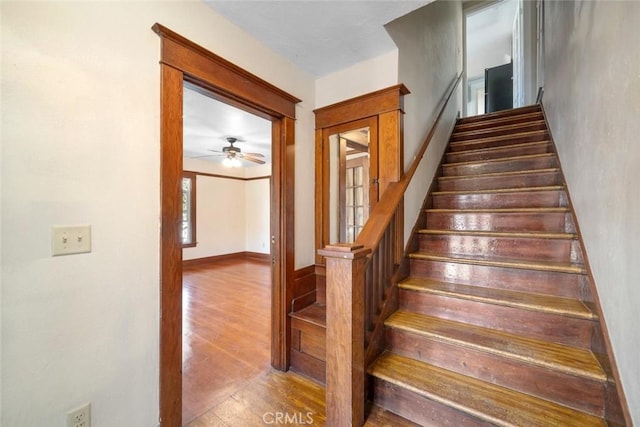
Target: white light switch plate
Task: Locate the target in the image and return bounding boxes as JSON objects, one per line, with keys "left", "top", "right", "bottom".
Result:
{"left": 52, "top": 225, "right": 92, "bottom": 256}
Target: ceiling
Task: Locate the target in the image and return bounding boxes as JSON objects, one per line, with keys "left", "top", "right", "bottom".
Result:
{"left": 183, "top": 86, "right": 272, "bottom": 167}
{"left": 204, "top": 0, "right": 432, "bottom": 78}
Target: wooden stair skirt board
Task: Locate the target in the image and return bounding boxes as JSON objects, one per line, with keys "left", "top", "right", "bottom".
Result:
{"left": 289, "top": 104, "right": 627, "bottom": 425}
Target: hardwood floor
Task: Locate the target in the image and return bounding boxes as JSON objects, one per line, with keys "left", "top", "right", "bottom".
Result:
{"left": 187, "top": 367, "right": 419, "bottom": 427}
{"left": 183, "top": 259, "right": 417, "bottom": 426}
{"left": 182, "top": 258, "right": 272, "bottom": 425}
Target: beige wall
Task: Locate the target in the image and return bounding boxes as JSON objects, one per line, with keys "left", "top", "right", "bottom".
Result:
{"left": 386, "top": 0, "right": 464, "bottom": 243}
{"left": 182, "top": 159, "right": 270, "bottom": 261}
{"left": 0, "top": 2, "right": 314, "bottom": 425}
{"left": 315, "top": 49, "right": 399, "bottom": 108}
{"left": 543, "top": 1, "right": 640, "bottom": 422}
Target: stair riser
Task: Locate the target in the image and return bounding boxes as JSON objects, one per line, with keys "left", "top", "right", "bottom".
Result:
{"left": 446, "top": 142, "right": 551, "bottom": 163}
{"left": 438, "top": 171, "right": 561, "bottom": 191}
{"left": 451, "top": 122, "right": 547, "bottom": 142}
{"left": 372, "top": 380, "right": 494, "bottom": 427}
{"left": 290, "top": 313, "right": 327, "bottom": 384}
{"left": 457, "top": 106, "right": 541, "bottom": 125}
{"left": 448, "top": 132, "right": 548, "bottom": 152}
{"left": 386, "top": 329, "right": 607, "bottom": 416}
{"left": 290, "top": 349, "right": 326, "bottom": 385}
{"left": 409, "top": 259, "right": 589, "bottom": 299}
{"left": 400, "top": 291, "right": 594, "bottom": 348}
{"left": 432, "top": 190, "right": 565, "bottom": 209}
{"left": 418, "top": 234, "right": 581, "bottom": 264}
{"left": 442, "top": 156, "right": 557, "bottom": 176}
{"left": 426, "top": 212, "right": 572, "bottom": 233}
{"left": 455, "top": 113, "right": 544, "bottom": 132}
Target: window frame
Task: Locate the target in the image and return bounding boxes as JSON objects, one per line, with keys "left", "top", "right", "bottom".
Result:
{"left": 181, "top": 172, "right": 197, "bottom": 248}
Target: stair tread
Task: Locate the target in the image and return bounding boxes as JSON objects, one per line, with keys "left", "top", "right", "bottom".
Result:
{"left": 438, "top": 167, "right": 559, "bottom": 181}
{"left": 453, "top": 120, "right": 546, "bottom": 138}
{"left": 408, "top": 252, "right": 586, "bottom": 274}
{"left": 289, "top": 302, "right": 326, "bottom": 328}
{"left": 457, "top": 105, "right": 541, "bottom": 123}
{"left": 455, "top": 112, "right": 543, "bottom": 130}
{"left": 418, "top": 229, "right": 576, "bottom": 239}
{"left": 365, "top": 405, "right": 421, "bottom": 427}
{"left": 426, "top": 207, "right": 569, "bottom": 213}
{"left": 398, "top": 277, "right": 596, "bottom": 320}
{"left": 449, "top": 130, "right": 548, "bottom": 147}
{"left": 386, "top": 310, "right": 605, "bottom": 380}
{"left": 447, "top": 140, "right": 550, "bottom": 156}
{"left": 443, "top": 153, "right": 555, "bottom": 168}
{"left": 433, "top": 185, "right": 564, "bottom": 196}
{"left": 369, "top": 352, "right": 607, "bottom": 427}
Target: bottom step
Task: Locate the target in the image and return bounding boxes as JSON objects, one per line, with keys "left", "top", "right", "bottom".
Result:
{"left": 369, "top": 352, "right": 606, "bottom": 427}
{"left": 365, "top": 405, "right": 421, "bottom": 427}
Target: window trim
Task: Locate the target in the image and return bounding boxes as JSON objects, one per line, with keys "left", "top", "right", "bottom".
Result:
{"left": 181, "top": 172, "right": 197, "bottom": 248}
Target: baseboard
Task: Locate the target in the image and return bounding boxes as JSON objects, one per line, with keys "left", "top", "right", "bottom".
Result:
{"left": 183, "top": 251, "right": 270, "bottom": 268}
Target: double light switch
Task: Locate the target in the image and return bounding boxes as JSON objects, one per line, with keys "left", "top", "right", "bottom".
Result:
{"left": 51, "top": 225, "right": 92, "bottom": 256}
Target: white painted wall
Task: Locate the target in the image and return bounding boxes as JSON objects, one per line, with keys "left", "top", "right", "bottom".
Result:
{"left": 385, "top": 0, "right": 464, "bottom": 243}
{"left": 315, "top": 49, "right": 399, "bottom": 108}
{"left": 182, "top": 159, "right": 270, "bottom": 261}
{"left": 245, "top": 179, "right": 271, "bottom": 254}
{"left": 543, "top": 1, "right": 640, "bottom": 423}
{"left": 184, "top": 175, "right": 247, "bottom": 261}
{"left": 0, "top": 2, "right": 314, "bottom": 425}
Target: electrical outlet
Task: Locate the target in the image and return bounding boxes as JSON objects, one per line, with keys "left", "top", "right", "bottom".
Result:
{"left": 67, "top": 402, "right": 91, "bottom": 427}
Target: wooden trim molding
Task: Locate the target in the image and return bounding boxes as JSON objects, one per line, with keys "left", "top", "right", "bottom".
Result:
{"left": 184, "top": 170, "right": 271, "bottom": 182}
{"left": 159, "top": 63, "right": 183, "bottom": 427}
{"left": 153, "top": 24, "right": 300, "bottom": 119}
{"left": 314, "top": 84, "right": 409, "bottom": 129}
{"left": 154, "top": 23, "right": 299, "bottom": 426}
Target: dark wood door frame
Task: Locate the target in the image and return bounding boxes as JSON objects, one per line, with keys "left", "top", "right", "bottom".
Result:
{"left": 153, "top": 24, "right": 300, "bottom": 426}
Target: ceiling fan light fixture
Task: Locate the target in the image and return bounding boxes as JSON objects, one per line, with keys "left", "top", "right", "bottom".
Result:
{"left": 223, "top": 155, "right": 241, "bottom": 168}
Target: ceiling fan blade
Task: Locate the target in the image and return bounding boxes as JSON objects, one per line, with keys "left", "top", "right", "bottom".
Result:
{"left": 244, "top": 152, "right": 265, "bottom": 158}
{"left": 241, "top": 155, "right": 266, "bottom": 165}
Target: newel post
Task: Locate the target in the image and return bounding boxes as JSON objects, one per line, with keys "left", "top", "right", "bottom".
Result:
{"left": 318, "top": 243, "right": 371, "bottom": 427}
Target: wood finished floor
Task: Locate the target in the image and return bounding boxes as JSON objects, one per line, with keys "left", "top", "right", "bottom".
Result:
{"left": 183, "top": 259, "right": 272, "bottom": 425}
{"left": 183, "top": 259, "right": 411, "bottom": 426}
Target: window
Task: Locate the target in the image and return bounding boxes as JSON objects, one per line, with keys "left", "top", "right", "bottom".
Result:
{"left": 344, "top": 155, "right": 369, "bottom": 243}
{"left": 182, "top": 172, "right": 196, "bottom": 247}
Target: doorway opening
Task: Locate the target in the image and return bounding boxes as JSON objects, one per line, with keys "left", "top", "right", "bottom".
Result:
{"left": 464, "top": 0, "right": 519, "bottom": 116}
{"left": 154, "top": 24, "right": 300, "bottom": 426}
{"left": 181, "top": 85, "right": 273, "bottom": 424}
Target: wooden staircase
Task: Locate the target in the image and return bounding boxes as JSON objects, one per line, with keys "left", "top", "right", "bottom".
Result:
{"left": 369, "top": 105, "right": 625, "bottom": 426}
{"left": 291, "top": 104, "right": 626, "bottom": 425}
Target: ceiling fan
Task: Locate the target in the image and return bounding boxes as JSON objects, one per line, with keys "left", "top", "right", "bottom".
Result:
{"left": 203, "top": 137, "right": 266, "bottom": 167}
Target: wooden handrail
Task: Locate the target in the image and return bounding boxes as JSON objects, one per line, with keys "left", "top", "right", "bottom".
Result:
{"left": 355, "top": 72, "right": 463, "bottom": 250}
{"left": 321, "top": 72, "right": 462, "bottom": 427}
